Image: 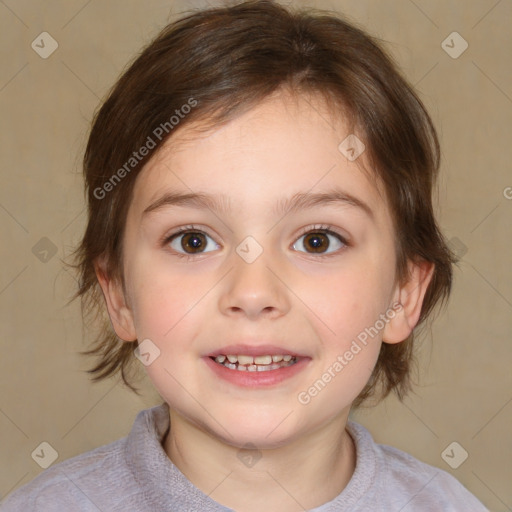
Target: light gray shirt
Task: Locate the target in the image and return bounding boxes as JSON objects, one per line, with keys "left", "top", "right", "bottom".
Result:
{"left": 0, "top": 402, "right": 488, "bottom": 511}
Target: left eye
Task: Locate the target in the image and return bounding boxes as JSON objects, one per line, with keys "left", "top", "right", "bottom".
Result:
{"left": 293, "top": 230, "right": 346, "bottom": 254}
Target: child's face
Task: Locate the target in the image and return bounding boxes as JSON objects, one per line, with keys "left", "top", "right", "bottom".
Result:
{"left": 104, "top": 92, "right": 411, "bottom": 447}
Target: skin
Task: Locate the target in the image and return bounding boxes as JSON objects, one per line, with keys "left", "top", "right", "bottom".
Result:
{"left": 96, "top": 90, "right": 433, "bottom": 512}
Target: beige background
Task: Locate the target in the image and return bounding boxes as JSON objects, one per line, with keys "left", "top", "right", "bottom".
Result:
{"left": 1, "top": 0, "right": 510, "bottom": 510}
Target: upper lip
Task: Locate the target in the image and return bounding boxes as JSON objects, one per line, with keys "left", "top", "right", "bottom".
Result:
{"left": 206, "top": 344, "right": 308, "bottom": 358}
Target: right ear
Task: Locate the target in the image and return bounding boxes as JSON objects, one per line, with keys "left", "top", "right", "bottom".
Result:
{"left": 94, "top": 258, "right": 137, "bottom": 342}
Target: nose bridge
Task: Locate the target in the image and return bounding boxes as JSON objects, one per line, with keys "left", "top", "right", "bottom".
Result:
{"left": 219, "top": 236, "right": 289, "bottom": 319}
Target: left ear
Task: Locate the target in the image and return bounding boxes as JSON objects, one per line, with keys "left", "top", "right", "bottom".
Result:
{"left": 382, "top": 260, "right": 434, "bottom": 344}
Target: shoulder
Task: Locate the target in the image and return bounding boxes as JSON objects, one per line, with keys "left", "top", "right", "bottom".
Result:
{"left": 346, "top": 421, "right": 489, "bottom": 511}
{"left": 1, "top": 437, "right": 133, "bottom": 512}
{"left": 378, "top": 442, "right": 488, "bottom": 510}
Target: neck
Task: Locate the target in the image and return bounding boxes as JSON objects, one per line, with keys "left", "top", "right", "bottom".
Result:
{"left": 163, "top": 410, "right": 356, "bottom": 512}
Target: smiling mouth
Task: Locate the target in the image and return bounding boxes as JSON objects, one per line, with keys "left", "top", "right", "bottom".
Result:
{"left": 210, "top": 354, "right": 298, "bottom": 372}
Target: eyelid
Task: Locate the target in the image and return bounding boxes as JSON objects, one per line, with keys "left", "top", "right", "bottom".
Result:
{"left": 160, "top": 224, "right": 217, "bottom": 246}
{"left": 295, "top": 224, "right": 349, "bottom": 244}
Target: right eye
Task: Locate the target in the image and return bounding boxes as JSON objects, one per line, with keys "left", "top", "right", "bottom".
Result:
{"left": 166, "top": 227, "right": 220, "bottom": 256}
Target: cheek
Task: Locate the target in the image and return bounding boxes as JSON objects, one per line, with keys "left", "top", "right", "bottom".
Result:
{"left": 127, "top": 265, "right": 210, "bottom": 394}
{"left": 125, "top": 257, "right": 208, "bottom": 343}
{"left": 298, "top": 277, "right": 385, "bottom": 409}
{"left": 304, "top": 263, "right": 390, "bottom": 340}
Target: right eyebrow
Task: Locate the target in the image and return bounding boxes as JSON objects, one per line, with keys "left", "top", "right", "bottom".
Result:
{"left": 143, "top": 191, "right": 232, "bottom": 216}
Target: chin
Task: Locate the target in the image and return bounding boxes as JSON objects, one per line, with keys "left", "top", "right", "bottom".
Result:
{"left": 201, "top": 409, "right": 302, "bottom": 449}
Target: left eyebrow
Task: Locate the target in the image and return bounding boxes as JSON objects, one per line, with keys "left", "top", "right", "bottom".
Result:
{"left": 273, "top": 189, "right": 374, "bottom": 219}
{"left": 142, "top": 188, "right": 374, "bottom": 219}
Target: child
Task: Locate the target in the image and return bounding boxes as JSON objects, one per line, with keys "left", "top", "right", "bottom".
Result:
{"left": 1, "top": 1, "right": 489, "bottom": 510}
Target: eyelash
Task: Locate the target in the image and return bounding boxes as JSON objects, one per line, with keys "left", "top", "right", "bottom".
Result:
{"left": 161, "top": 223, "right": 350, "bottom": 260}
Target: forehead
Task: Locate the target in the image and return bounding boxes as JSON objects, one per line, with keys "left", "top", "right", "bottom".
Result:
{"left": 129, "top": 92, "right": 390, "bottom": 223}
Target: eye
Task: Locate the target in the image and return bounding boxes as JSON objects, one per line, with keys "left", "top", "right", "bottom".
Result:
{"left": 292, "top": 225, "right": 348, "bottom": 255}
{"left": 166, "top": 226, "right": 219, "bottom": 255}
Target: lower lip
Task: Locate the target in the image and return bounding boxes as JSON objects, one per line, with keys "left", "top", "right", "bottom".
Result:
{"left": 203, "top": 356, "right": 310, "bottom": 387}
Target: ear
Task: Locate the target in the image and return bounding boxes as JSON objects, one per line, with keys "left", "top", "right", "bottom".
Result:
{"left": 94, "top": 258, "right": 137, "bottom": 342}
{"left": 382, "top": 260, "right": 434, "bottom": 344}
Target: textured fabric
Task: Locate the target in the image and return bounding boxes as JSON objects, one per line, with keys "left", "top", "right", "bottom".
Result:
{"left": 1, "top": 402, "right": 488, "bottom": 511}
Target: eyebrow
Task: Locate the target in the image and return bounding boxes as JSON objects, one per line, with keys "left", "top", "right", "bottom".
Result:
{"left": 143, "top": 188, "right": 374, "bottom": 219}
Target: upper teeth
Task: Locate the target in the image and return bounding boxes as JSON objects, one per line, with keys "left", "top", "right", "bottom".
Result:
{"left": 215, "top": 354, "right": 293, "bottom": 364}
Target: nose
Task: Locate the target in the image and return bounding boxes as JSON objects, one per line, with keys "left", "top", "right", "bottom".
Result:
{"left": 218, "top": 247, "right": 290, "bottom": 321}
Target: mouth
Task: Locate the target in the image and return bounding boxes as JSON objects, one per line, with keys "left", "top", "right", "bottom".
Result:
{"left": 204, "top": 345, "right": 309, "bottom": 387}
{"left": 210, "top": 354, "right": 298, "bottom": 372}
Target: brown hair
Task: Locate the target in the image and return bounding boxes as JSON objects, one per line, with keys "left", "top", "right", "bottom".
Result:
{"left": 69, "top": 0, "right": 455, "bottom": 407}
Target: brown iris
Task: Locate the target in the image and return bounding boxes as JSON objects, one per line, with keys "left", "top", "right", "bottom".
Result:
{"left": 303, "top": 232, "right": 329, "bottom": 253}
{"left": 181, "top": 232, "right": 207, "bottom": 253}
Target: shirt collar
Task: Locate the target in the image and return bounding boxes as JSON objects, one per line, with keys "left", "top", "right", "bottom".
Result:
{"left": 124, "top": 401, "right": 376, "bottom": 511}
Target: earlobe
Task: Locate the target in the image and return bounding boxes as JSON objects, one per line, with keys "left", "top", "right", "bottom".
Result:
{"left": 94, "top": 259, "right": 137, "bottom": 342}
{"left": 382, "top": 260, "right": 434, "bottom": 344}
